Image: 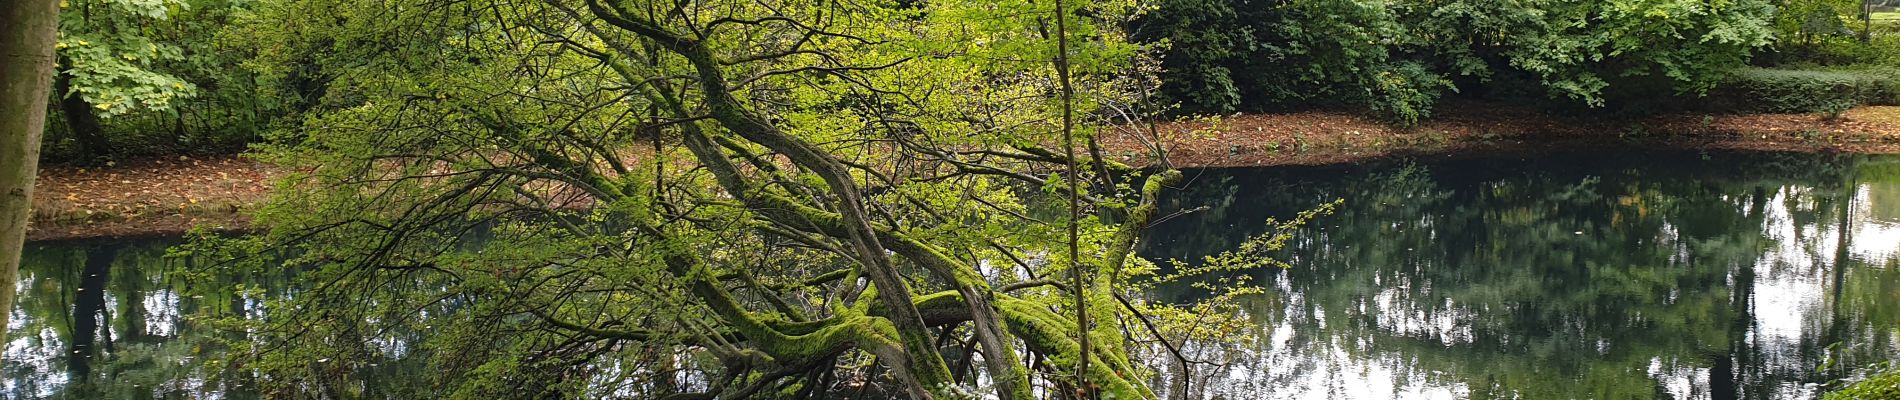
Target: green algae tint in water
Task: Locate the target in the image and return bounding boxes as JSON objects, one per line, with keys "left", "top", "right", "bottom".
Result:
{"left": 1140, "top": 151, "right": 1900, "bottom": 400}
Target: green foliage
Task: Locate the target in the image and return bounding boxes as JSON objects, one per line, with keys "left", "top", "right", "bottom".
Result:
{"left": 1415, "top": 0, "right": 1776, "bottom": 105}
{"left": 1273, "top": 0, "right": 1452, "bottom": 125}
{"left": 1365, "top": 61, "right": 1450, "bottom": 125}
{"left": 1135, "top": 0, "right": 1451, "bottom": 124}
{"left": 1753, "top": 0, "right": 1897, "bottom": 68}
{"left": 1761, "top": 31, "right": 1900, "bottom": 67}
{"left": 1861, "top": 68, "right": 1900, "bottom": 105}
{"left": 1136, "top": 0, "right": 1776, "bottom": 120}
{"left": 1772, "top": 0, "right": 1869, "bottom": 47}
{"left": 56, "top": 0, "right": 197, "bottom": 117}
{"left": 1828, "top": 367, "right": 1900, "bottom": 400}
{"left": 44, "top": 0, "right": 281, "bottom": 159}
{"left": 1708, "top": 67, "right": 1900, "bottom": 113}
{"left": 1133, "top": 0, "right": 1246, "bottom": 113}
{"left": 157, "top": 0, "right": 285, "bottom": 149}
{"left": 178, "top": 0, "right": 1232, "bottom": 397}
{"left": 1716, "top": 68, "right": 1864, "bottom": 113}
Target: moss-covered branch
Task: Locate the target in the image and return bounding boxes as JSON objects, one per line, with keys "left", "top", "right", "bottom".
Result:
{"left": 587, "top": 5, "right": 960, "bottom": 393}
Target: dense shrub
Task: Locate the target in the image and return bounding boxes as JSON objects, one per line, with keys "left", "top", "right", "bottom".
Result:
{"left": 1131, "top": 0, "right": 1246, "bottom": 113}
{"left": 1760, "top": 32, "right": 1900, "bottom": 67}
{"left": 39, "top": 0, "right": 286, "bottom": 162}
{"left": 1773, "top": 0, "right": 1864, "bottom": 46}
{"left": 1756, "top": 0, "right": 1900, "bottom": 67}
{"left": 1827, "top": 368, "right": 1900, "bottom": 400}
{"left": 1132, "top": 0, "right": 1450, "bottom": 124}
{"left": 1858, "top": 68, "right": 1900, "bottom": 105}
{"left": 1708, "top": 67, "right": 1900, "bottom": 113}
{"left": 1134, "top": 0, "right": 1774, "bottom": 123}
{"left": 1363, "top": 62, "right": 1451, "bottom": 125}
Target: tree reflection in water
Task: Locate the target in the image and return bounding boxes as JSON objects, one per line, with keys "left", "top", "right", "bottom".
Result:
{"left": 3, "top": 237, "right": 292, "bottom": 399}
{"left": 6, "top": 151, "right": 1899, "bottom": 399}
{"left": 1140, "top": 151, "right": 1900, "bottom": 400}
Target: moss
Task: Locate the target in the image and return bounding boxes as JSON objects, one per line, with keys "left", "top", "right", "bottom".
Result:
{"left": 896, "top": 291, "right": 1151, "bottom": 397}
{"left": 996, "top": 297, "right": 1147, "bottom": 398}
{"left": 1084, "top": 170, "right": 1184, "bottom": 378}
{"left": 750, "top": 190, "right": 1034, "bottom": 398}
{"left": 659, "top": 239, "right": 903, "bottom": 365}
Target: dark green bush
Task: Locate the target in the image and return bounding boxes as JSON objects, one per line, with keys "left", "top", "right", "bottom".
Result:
{"left": 1132, "top": 0, "right": 1447, "bottom": 124}
{"left": 1134, "top": 0, "right": 1774, "bottom": 123}
{"left": 1707, "top": 67, "right": 1900, "bottom": 113}
{"left": 36, "top": 0, "right": 287, "bottom": 163}
{"left": 1861, "top": 68, "right": 1900, "bottom": 104}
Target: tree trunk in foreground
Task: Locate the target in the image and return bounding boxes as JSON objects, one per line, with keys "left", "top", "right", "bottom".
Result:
{"left": 0, "top": 0, "right": 60, "bottom": 337}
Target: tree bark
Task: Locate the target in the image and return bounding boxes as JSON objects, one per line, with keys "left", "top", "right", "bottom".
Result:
{"left": 54, "top": 65, "right": 112, "bottom": 160}
{"left": 1866, "top": 0, "right": 1875, "bottom": 44}
{"left": 1, "top": 0, "right": 60, "bottom": 339}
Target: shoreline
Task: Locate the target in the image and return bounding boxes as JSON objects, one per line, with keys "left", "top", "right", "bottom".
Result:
{"left": 1116, "top": 102, "right": 1900, "bottom": 168}
{"left": 27, "top": 156, "right": 272, "bottom": 242}
{"left": 28, "top": 103, "right": 1900, "bottom": 241}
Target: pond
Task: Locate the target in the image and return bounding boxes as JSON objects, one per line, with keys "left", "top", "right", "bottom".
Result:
{"left": 3, "top": 236, "right": 271, "bottom": 399}
{"left": 6, "top": 150, "right": 1900, "bottom": 399}
{"left": 1140, "top": 150, "right": 1900, "bottom": 399}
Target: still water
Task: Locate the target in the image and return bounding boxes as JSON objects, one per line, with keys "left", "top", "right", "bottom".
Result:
{"left": 1140, "top": 151, "right": 1900, "bottom": 399}
{"left": 5, "top": 150, "right": 1899, "bottom": 399}
{"left": 3, "top": 237, "right": 271, "bottom": 399}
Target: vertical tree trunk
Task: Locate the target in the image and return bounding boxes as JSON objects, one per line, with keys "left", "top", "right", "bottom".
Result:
{"left": 1, "top": 0, "right": 61, "bottom": 337}
{"left": 54, "top": 66, "right": 112, "bottom": 160}
{"left": 1867, "top": 0, "right": 1876, "bottom": 44}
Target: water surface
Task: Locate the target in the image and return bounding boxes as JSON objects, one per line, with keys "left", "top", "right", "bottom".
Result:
{"left": 6, "top": 150, "right": 1900, "bottom": 399}
{"left": 1141, "top": 150, "right": 1900, "bottom": 399}
{"left": 4, "top": 237, "right": 263, "bottom": 399}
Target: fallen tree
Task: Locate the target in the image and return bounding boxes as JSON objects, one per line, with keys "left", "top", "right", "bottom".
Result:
{"left": 180, "top": 0, "right": 1278, "bottom": 398}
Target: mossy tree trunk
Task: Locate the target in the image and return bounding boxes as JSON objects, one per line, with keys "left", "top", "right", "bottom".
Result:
{"left": 211, "top": 0, "right": 1206, "bottom": 398}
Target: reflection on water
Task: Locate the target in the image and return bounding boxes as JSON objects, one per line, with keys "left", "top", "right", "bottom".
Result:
{"left": 7, "top": 151, "right": 1899, "bottom": 399}
{"left": 1141, "top": 151, "right": 1900, "bottom": 400}
{"left": 3, "top": 238, "right": 263, "bottom": 399}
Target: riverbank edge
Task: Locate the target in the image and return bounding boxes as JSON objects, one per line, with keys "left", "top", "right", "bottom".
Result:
{"left": 28, "top": 104, "right": 1900, "bottom": 241}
